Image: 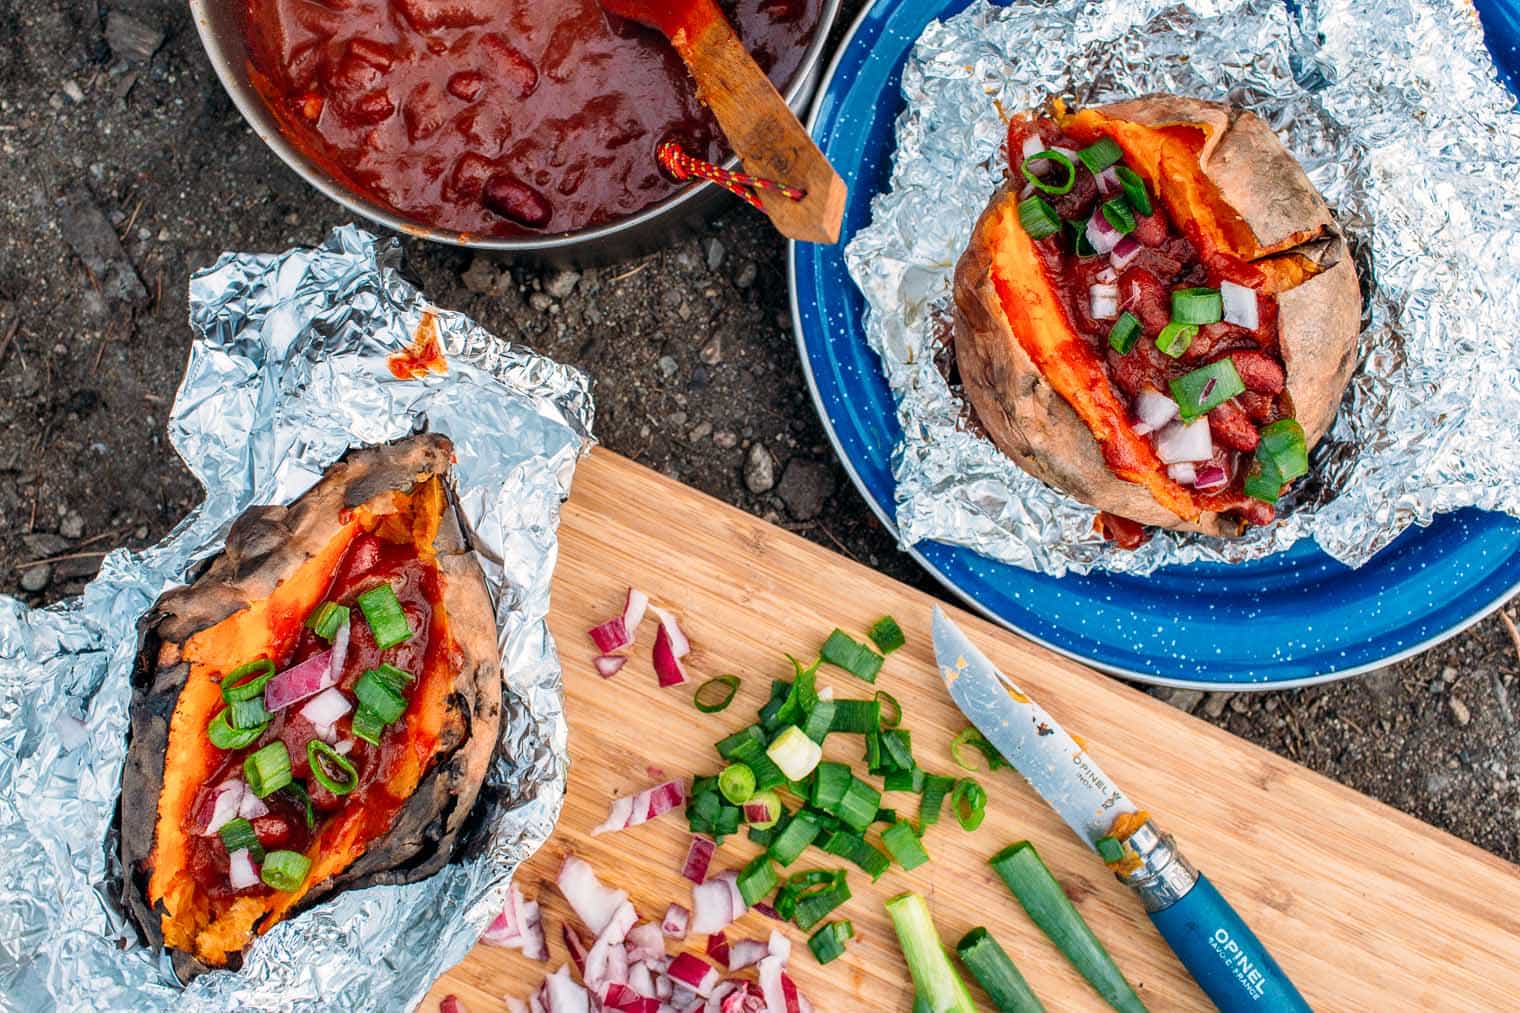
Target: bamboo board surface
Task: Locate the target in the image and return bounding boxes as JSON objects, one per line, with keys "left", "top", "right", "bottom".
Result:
{"left": 430, "top": 449, "right": 1520, "bottom": 1011}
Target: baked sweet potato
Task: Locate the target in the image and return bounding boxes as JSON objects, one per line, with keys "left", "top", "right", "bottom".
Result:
{"left": 953, "top": 95, "right": 1362, "bottom": 539}
{"left": 116, "top": 433, "right": 501, "bottom": 979}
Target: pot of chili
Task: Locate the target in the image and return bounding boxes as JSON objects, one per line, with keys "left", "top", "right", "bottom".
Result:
{"left": 190, "top": 0, "right": 841, "bottom": 262}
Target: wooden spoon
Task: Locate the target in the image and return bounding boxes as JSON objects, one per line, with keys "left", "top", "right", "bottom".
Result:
{"left": 599, "top": 0, "right": 846, "bottom": 244}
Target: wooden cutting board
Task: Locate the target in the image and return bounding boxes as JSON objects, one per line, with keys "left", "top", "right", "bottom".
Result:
{"left": 428, "top": 449, "right": 1520, "bottom": 1011}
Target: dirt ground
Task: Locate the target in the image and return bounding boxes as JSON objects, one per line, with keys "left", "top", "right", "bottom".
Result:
{"left": 0, "top": 0, "right": 1516, "bottom": 864}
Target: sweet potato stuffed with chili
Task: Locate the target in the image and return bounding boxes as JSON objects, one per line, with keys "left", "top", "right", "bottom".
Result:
{"left": 115, "top": 434, "right": 502, "bottom": 979}
{"left": 953, "top": 96, "right": 1361, "bottom": 546}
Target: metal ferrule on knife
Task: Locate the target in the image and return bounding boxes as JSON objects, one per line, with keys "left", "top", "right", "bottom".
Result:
{"left": 1114, "top": 820, "right": 1199, "bottom": 913}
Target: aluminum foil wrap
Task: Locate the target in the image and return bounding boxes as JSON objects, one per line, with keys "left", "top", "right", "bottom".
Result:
{"left": 0, "top": 226, "right": 593, "bottom": 1010}
{"left": 846, "top": 0, "right": 1520, "bottom": 576}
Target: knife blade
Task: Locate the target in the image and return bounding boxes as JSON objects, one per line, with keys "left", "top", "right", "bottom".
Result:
{"left": 932, "top": 606, "right": 1312, "bottom": 1013}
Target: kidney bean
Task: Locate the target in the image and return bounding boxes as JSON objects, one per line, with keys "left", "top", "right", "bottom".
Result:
{"left": 1051, "top": 169, "right": 1100, "bottom": 221}
{"left": 1239, "top": 391, "right": 1277, "bottom": 423}
{"left": 1229, "top": 350, "right": 1287, "bottom": 395}
{"left": 1187, "top": 323, "right": 1253, "bottom": 362}
{"left": 1132, "top": 209, "right": 1170, "bottom": 247}
{"left": 1095, "top": 512, "right": 1152, "bottom": 550}
{"left": 479, "top": 33, "right": 539, "bottom": 99}
{"left": 404, "top": 81, "right": 447, "bottom": 143}
{"left": 482, "top": 173, "right": 553, "bottom": 229}
{"left": 1107, "top": 338, "right": 1171, "bottom": 398}
{"left": 253, "top": 814, "right": 296, "bottom": 850}
{"left": 346, "top": 88, "right": 395, "bottom": 125}
{"left": 1208, "top": 400, "right": 1260, "bottom": 452}
{"left": 1118, "top": 267, "right": 1171, "bottom": 337}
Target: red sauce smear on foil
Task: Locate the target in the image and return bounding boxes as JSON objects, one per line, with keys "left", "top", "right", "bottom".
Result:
{"left": 389, "top": 311, "right": 448, "bottom": 379}
{"left": 240, "top": 0, "right": 822, "bottom": 237}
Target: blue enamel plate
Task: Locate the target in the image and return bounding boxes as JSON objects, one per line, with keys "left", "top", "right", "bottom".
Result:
{"left": 790, "top": 0, "right": 1520, "bottom": 687}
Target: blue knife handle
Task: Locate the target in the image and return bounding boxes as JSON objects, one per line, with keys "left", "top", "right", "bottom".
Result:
{"left": 1148, "top": 873, "right": 1312, "bottom": 1012}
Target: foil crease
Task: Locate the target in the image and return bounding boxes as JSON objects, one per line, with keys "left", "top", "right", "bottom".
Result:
{"left": 0, "top": 226, "right": 593, "bottom": 1010}
{"left": 846, "top": 0, "right": 1520, "bottom": 576}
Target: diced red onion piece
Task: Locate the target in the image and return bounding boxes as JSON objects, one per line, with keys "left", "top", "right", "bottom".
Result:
{"left": 1194, "top": 464, "right": 1229, "bottom": 491}
{"left": 717, "top": 871, "right": 746, "bottom": 921}
{"left": 706, "top": 932, "right": 731, "bottom": 968}
{"left": 1156, "top": 418, "right": 1214, "bottom": 464}
{"left": 440, "top": 995, "right": 466, "bottom": 1013}
{"left": 1089, "top": 283, "right": 1120, "bottom": 321}
{"left": 681, "top": 835, "right": 717, "bottom": 884}
{"left": 227, "top": 847, "right": 259, "bottom": 889}
{"left": 661, "top": 903, "right": 690, "bottom": 939}
{"left": 1096, "top": 166, "right": 1122, "bottom": 195}
{"left": 563, "top": 924, "right": 591, "bottom": 977}
{"left": 652, "top": 623, "right": 689, "bottom": 687}
{"left": 1220, "top": 280, "right": 1260, "bottom": 330}
{"left": 655, "top": 972, "right": 674, "bottom": 1000}
{"left": 594, "top": 780, "right": 688, "bottom": 836}
{"left": 627, "top": 961, "right": 657, "bottom": 1000}
{"left": 594, "top": 655, "right": 628, "bottom": 679}
{"left": 520, "top": 899, "right": 547, "bottom": 960}
{"left": 625, "top": 921, "right": 666, "bottom": 964}
{"left": 727, "top": 939, "right": 769, "bottom": 971}
{"left": 742, "top": 802, "right": 772, "bottom": 824}
{"left": 623, "top": 587, "right": 650, "bottom": 633}
{"left": 300, "top": 685, "right": 352, "bottom": 729}
{"left": 1095, "top": 265, "right": 1118, "bottom": 284}
{"left": 668, "top": 953, "right": 720, "bottom": 998}
{"left": 1020, "top": 134, "right": 1046, "bottom": 165}
{"left": 333, "top": 738, "right": 354, "bottom": 756}
{"left": 237, "top": 788, "right": 268, "bottom": 820}
{"left": 504, "top": 998, "right": 529, "bottom": 1013}
{"left": 264, "top": 647, "right": 337, "bottom": 712}
{"left": 1132, "top": 389, "right": 1180, "bottom": 436}
{"left": 766, "top": 929, "right": 790, "bottom": 966}
{"left": 1167, "top": 462, "right": 1198, "bottom": 485}
{"left": 757, "top": 956, "right": 787, "bottom": 1013}
{"left": 750, "top": 902, "right": 782, "bottom": 922}
{"left": 193, "top": 779, "right": 245, "bottom": 836}
{"left": 779, "top": 974, "right": 801, "bottom": 1013}
{"left": 557, "top": 855, "right": 629, "bottom": 935}
{"left": 601, "top": 984, "right": 659, "bottom": 1013}
{"left": 584, "top": 901, "right": 638, "bottom": 991}
{"left": 482, "top": 887, "right": 522, "bottom": 946}
{"left": 651, "top": 606, "right": 690, "bottom": 657}
{"left": 1086, "top": 212, "right": 1121, "bottom": 255}
{"left": 690, "top": 877, "right": 734, "bottom": 935}
{"left": 1051, "top": 145, "right": 1077, "bottom": 163}
{"left": 591, "top": 796, "right": 635, "bottom": 837}
{"left": 543, "top": 966, "right": 590, "bottom": 1013}
{"left": 588, "top": 617, "right": 631, "bottom": 654}
{"left": 1110, "top": 235, "right": 1142, "bottom": 271}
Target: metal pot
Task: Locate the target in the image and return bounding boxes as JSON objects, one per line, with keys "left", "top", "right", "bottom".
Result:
{"left": 188, "top": 0, "right": 842, "bottom": 264}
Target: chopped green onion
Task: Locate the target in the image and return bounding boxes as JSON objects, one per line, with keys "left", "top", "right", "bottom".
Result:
{"left": 1107, "top": 312, "right": 1142, "bottom": 355}
{"left": 771, "top": 660, "right": 819, "bottom": 729}
{"left": 220, "top": 659, "right": 275, "bottom": 704}
{"left": 1020, "top": 150, "right": 1077, "bottom": 196}
{"left": 717, "top": 724, "right": 766, "bottom": 760}
{"left": 919, "top": 775, "right": 955, "bottom": 828}
{"left": 719, "top": 763, "right": 756, "bottom": 805}
{"left": 867, "top": 615, "right": 906, "bottom": 654}
{"left": 1077, "top": 137, "right": 1124, "bottom": 174}
{"left": 802, "top": 698, "right": 836, "bottom": 743}
{"left": 794, "top": 875, "right": 852, "bottom": 932}
{"left": 260, "top": 849, "right": 311, "bottom": 892}
{"left": 207, "top": 707, "right": 265, "bottom": 750}
{"left": 766, "top": 725, "right": 822, "bottom": 781}
{"left": 884, "top": 767, "right": 926, "bottom": 793}
{"left": 305, "top": 602, "right": 350, "bottom": 642}
{"left": 244, "top": 741, "right": 292, "bottom": 798}
{"left": 950, "top": 727, "right": 1009, "bottom": 772}
{"left": 1094, "top": 836, "right": 1125, "bottom": 865}
{"left": 863, "top": 732, "right": 882, "bottom": 770}
{"left": 882, "top": 819, "right": 930, "bottom": 871}
{"left": 914, "top": 996, "right": 934, "bottom": 1013}
{"left": 229, "top": 694, "right": 270, "bottom": 731}
{"left": 694, "top": 674, "right": 740, "bottom": 713}
{"left": 1170, "top": 359, "right": 1245, "bottom": 422}
{"left": 829, "top": 699, "right": 881, "bottom": 735}
{"left": 355, "top": 583, "right": 412, "bottom": 650}
{"left": 876, "top": 807, "right": 898, "bottom": 825}
{"left": 810, "top": 762, "right": 853, "bottom": 809}
{"left": 951, "top": 778, "right": 987, "bottom": 832}
{"left": 355, "top": 668, "right": 407, "bottom": 724}
{"left": 835, "top": 777, "right": 882, "bottom": 834}
{"left": 1017, "top": 196, "right": 1062, "bottom": 240}
{"left": 1170, "top": 286, "right": 1223, "bottom": 325}
{"left": 819, "top": 630, "right": 883, "bottom": 684}
{"left": 1114, "top": 165, "right": 1152, "bottom": 216}
{"left": 880, "top": 729, "right": 915, "bottom": 772}
{"left": 745, "top": 789, "right": 783, "bottom": 828}
{"left": 776, "top": 868, "right": 844, "bottom": 923}
{"left": 308, "top": 739, "right": 359, "bottom": 796}
{"left": 1099, "top": 199, "right": 1136, "bottom": 235}
{"left": 1065, "top": 219, "right": 1098, "bottom": 258}
{"left": 885, "top": 892, "right": 978, "bottom": 1013}
{"left": 989, "top": 842, "right": 1147, "bottom": 1013}
{"left": 758, "top": 679, "right": 791, "bottom": 730}
{"left": 350, "top": 705, "right": 384, "bottom": 746}
{"left": 875, "top": 691, "right": 902, "bottom": 728}
{"left": 1155, "top": 321, "right": 1198, "bottom": 358}
{"left": 768, "top": 810, "right": 821, "bottom": 865}
{"left": 747, "top": 752, "right": 788, "bottom": 792}
{"left": 808, "top": 920, "right": 854, "bottom": 965}
{"left": 218, "top": 817, "right": 264, "bottom": 862}
{"left": 956, "top": 928, "right": 1046, "bottom": 1012}
{"left": 688, "top": 785, "right": 722, "bottom": 834}
{"left": 373, "top": 661, "right": 414, "bottom": 692}
{"left": 820, "top": 830, "right": 890, "bottom": 880}
{"left": 284, "top": 781, "right": 315, "bottom": 830}
{"left": 1257, "top": 419, "right": 1309, "bottom": 482}
{"left": 737, "top": 853, "right": 780, "bottom": 907}
{"left": 713, "top": 803, "right": 741, "bottom": 839}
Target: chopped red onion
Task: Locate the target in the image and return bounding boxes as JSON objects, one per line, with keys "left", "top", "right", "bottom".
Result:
{"left": 1020, "top": 134, "right": 1046, "bottom": 165}
{"left": 227, "top": 847, "right": 259, "bottom": 889}
{"left": 668, "top": 953, "right": 720, "bottom": 998}
{"left": 192, "top": 779, "right": 245, "bottom": 836}
{"left": 264, "top": 646, "right": 337, "bottom": 712}
{"left": 300, "top": 685, "right": 352, "bottom": 730}
{"left": 504, "top": 998, "right": 529, "bottom": 1013}
{"left": 557, "top": 855, "right": 629, "bottom": 935}
{"left": 719, "top": 984, "right": 768, "bottom": 1013}
{"left": 1194, "top": 464, "right": 1229, "bottom": 491}
{"left": 766, "top": 929, "right": 791, "bottom": 966}
{"left": 237, "top": 788, "right": 269, "bottom": 821}
{"left": 440, "top": 995, "right": 466, "bottom": 1013}
{"left": 333, "top": 738, "right": 354, "bottom": 756}
{"left": 651, "top": 606, "right": 690, "bottom": 657}
{"left": 661, "top": 903, "right": 690, "bottom": 939}
{"left": 716, "top": 871, "right": 746, "bottom": 922}
{"left": 594, "top": 655, "right": 627, "bottom": 679}
{"left": 627, "top": 961, "right": 657, "bottom": 1000}
{"left": 600, "top": 984, "right": 659, "bottom": 1013}
{"left": 1089, "top": 283, "right": 1120, "bottom": 321}
{"left": 750, "top": 902, "right": 782, "bottom": 922}
{"left": 1096, "top": 165, "right": 1121, "bottom": 195}
{"left": 543, "top": 966, "right": 590, "bottom": 1013}
{"left": 563, "top": 924, "right": 591, "bottom": 977}
{"left": 588, "top": 617, "right": 630, "bottom": 654}
{"left": 779, "top": 974, "right": 801, "bottom": 1013}
{"left": 592, "top": 796, "right": 634, "bottom": 837}
{"left": 690, "top": 877, "right": 735, "bottom": 935}
{"left": 1156, "top": 418, "right": 1214, "bottom": 464}
{"left": 625, "top": 921, "right": 666, "bottom": 964}
{"left": 706, "top": 932, "right": 731, "bottom": 968}
{"left": 1110, "top": 235, "right": 1142, "bottom": 271}
{"left": 651, "top": 607, "right": 691, "bottom": 687}
{"left": 1086, "top": 211, "right": 1121, "bottom": 255}
{"left": 756, "top": 956, "right": 787, "bottom": 1013}
{"left": 1167, "top": 462, "right": 1198, "bottom": 485}
{"left": 584, "top": 901, "right": 638, "bottom": 991}
{"left": 593, "top": 780, "right": 688, "bottom": 836}
{"left": 1220, "top": 280, "right": 1259, "bottom": 330}
{"left": 1132, "top": 390, "right": 1180, "bottom": 435}
{"left": 742, "top": 802, "right": 772, "bottom": 824}
{"left": 726, "top": 939, "right": 769, "bottom": 971}
{"left": 681, "top": 835, "right": 717, "bottom": 884}
{"left": 622, "top": 587, "right": 650, "bottom": 631}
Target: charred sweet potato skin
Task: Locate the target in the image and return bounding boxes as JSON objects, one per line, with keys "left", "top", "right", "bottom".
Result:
{"left": 115, "top": 433, "right": 502, "bottom": 980}
{"left": 953, "top": 95, "right": 1361, "bottom": 533}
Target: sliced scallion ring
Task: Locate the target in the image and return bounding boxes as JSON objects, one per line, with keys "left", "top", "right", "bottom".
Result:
{"left": 207, "top": 707, "right": 265, "bottom": 750}
{"left": 951, "top": 777, "right": 988, "bottom": 832}
{"left": 1077, "top": 136, "right": 1124, "bottom": 173}
{"left": 874, "top": 690, "right": 902, "bottom": 729}
{"left": 1114, "top": 165, "right": 1152, "bottom": 215}
{"left": 1019, "top": 149, "right": 1076, "bottom": 196}
{"left": 244, "top": 741, "right": 293, "bottom": 798}
{"left": 308, "top": 739, "right": 359, "bottom": 795}
{"left": 260, "top": 849, "right": 311, "bottom": 892}
{"left": 694, "top": 674, "right": 740, "bottom": 713}
{"left": 221, "top": 658, "right": 275, "bottom": 704}
{"left": 1016, "top": 196, "right": 1061, "bottom": 240}
{"left": 719, "top": 762, "right": 757, "bottom": 805}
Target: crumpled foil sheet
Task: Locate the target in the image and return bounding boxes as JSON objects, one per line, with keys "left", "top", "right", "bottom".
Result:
{"left": 0, "top": 226, "right": 593, "bottom": 1011}
{"left": 846, "top": 0, "right": 1520, "bottom": 576}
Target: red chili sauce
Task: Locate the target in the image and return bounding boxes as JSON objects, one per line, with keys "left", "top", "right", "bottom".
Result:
{"left": 240, "top": 0, "right": 824, "bottom": 236}
{"left": 185, "top": 531, "right": 443, "bottom": 899}
{"left": 1011, "top": 117, "right": 1289, "bottom": 531}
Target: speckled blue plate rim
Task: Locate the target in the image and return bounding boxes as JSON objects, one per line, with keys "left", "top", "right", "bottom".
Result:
{"left": 788, "top": 0, "right": 1520, "bottom": 689}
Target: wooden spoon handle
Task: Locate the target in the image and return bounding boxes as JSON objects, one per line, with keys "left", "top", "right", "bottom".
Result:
{"left": 672, "top": 5, "right": 846, "bottom": 244}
